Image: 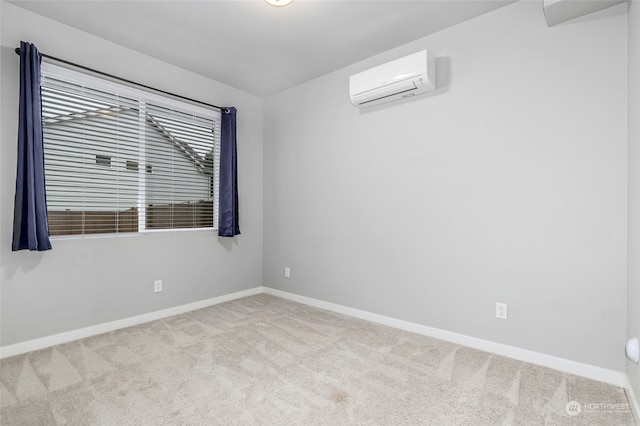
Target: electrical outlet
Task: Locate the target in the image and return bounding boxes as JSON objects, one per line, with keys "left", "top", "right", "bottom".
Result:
{"left": 154, "top": 280, "right": 163, "bottom": 293}
{"left": 284, "top": 267, "right": 291, "bottom": 278}
{"left": 496, "top": 302, "right": 508, "bottom": 320}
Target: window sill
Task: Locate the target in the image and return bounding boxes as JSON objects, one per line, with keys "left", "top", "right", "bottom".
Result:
{"left": 49, "top": 227, "right": 218, "bottom": 241}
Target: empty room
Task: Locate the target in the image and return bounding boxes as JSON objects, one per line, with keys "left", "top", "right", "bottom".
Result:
{"left": 1, "top": 0, "right": 639, "bottom": 424}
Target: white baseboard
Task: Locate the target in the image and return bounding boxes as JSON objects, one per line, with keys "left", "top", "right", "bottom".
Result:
{"left": 263, "top": 287, "right": 627, "bottom": 388}
{"left": 0, "top": 286, "right": 264, "bottom": 359}
{"left": 623, "top": 374, "right": 640, "bottom": 423}
{"left": 1, "top": 285, "right": 631, "bottom": 394}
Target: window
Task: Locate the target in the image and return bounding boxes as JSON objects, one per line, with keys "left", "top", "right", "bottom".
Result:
{"left": 125, "top": 160, "right": 138, "bottom": 172}
{"left": 41, "top": 63, "right": 221, "bottom": 237}
{"left": 96, "top": 155, "right": 112, "bottom": 167}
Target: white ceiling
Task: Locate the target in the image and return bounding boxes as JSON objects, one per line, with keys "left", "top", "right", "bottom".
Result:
{"left": 10, "top": 0, "right": 515, "bottom": 97}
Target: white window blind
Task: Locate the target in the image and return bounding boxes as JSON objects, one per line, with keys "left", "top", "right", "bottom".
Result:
{"left": 41, "top": 63, "right": 221, "bottom": 237}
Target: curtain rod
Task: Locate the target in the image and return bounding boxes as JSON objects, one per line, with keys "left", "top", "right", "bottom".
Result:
{"left": 14, "top": 47, "right": 228, "bottom": 113}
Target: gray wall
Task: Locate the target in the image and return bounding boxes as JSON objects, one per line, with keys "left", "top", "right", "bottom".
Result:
{"left": 0, "top": 0, "right": 633, "bottom": 381}
{"left": 628, "top": 0, "right": 640, "bottom": 401}
{"left": 263, "top": 1, "right": 629, "bottom": 371}
{"left": 0, "top": 2, "right": 264, "bottom": 346}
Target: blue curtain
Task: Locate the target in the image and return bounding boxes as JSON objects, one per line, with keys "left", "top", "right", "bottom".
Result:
{"left": 218, "top": 107, "right": 240, "bottom": 237}
{"left": 12, "top": 41, "right": 52, "bottom": 251}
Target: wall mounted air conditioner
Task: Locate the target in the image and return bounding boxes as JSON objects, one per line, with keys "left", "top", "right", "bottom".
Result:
{"left": 542, "top": 0, "right": 626, "bottom": 27}
{"left": 349, "top": 49, "right": 436, "bottom": 109}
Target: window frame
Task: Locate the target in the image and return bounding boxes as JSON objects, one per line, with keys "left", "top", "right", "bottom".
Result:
{"left": 41, "top": 62, "right": 222, "bottom": 239}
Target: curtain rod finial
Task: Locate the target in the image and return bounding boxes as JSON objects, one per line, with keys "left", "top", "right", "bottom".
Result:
{"left": 14, "top": 47, "right": 21, "bottom": 55}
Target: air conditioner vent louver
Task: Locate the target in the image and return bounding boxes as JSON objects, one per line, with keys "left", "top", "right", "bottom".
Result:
{"left": 349, "top": 50, "right": 436, "bottom": 109}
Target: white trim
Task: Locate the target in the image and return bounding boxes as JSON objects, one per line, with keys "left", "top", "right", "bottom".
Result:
{"left": 263, "top": 287, "right": 627, "bottom": 388}
{"left": 623, "top": 374, "right": 640, "bottom": 423}
{"left": 0, "top": 287, "right": 264, "bottom": 359}
{"left": 0, "top": 285, "right": 629, "bottom": 391}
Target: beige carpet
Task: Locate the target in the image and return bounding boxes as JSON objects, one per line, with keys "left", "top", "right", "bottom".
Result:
{"left": 0, "top": 294, "right": 636, "bottom": 425}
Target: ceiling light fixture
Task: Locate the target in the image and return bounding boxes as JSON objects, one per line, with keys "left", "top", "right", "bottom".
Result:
{"left": 265, "top": 0, "right": 293, "bottom": 7}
